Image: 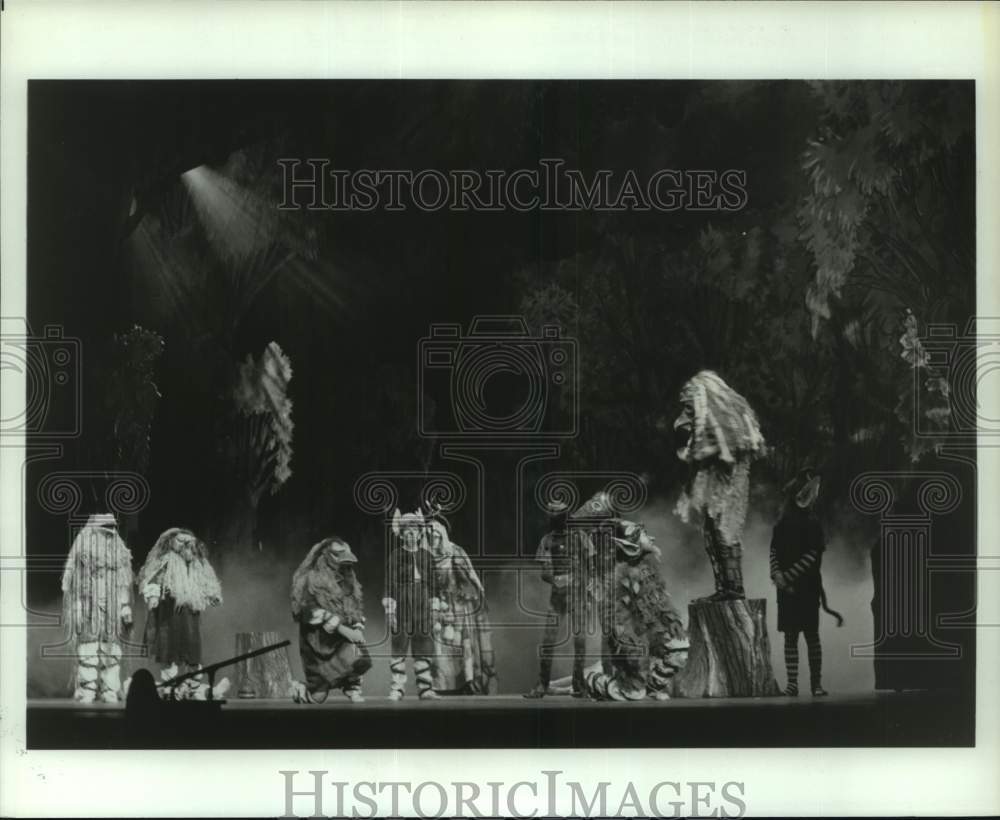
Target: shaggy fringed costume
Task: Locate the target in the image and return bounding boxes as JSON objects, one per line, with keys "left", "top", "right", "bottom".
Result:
{"left": 61, "top": 514, "right": 134, "bottom": 703}
{"left": 583, "top": 520, "right": 689, "bottom": 701}
{"left": 770, "top": 469, "right": 830, "bottom": 697}
{"left": 524, "top": 501, "right": 594, "bottom": 699}
{"left": 427, "top": 519, "right": 496, "bottom": 694}
{"left": 138, "top": 528, "right": 221, "bottom": 673}
{"left": 291, "top": 537, "right": 372, "bottom": 703}
{"left": 383, "top": 509, "right": 440, "bottom": 700}
{"left": 674, "top": 370, "right": 765, "bottom": 600}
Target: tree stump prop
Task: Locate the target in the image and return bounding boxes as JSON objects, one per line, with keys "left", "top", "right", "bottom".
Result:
{"left": 233, "top": 631, "right": 296, "bottom": 699}
{"left": 674, "top": 598, "right": 780, "bottom": 698}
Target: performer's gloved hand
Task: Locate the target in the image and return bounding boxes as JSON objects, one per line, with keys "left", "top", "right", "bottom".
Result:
{"left": 337, "top": 624, "right": 364, "bottom": 644}
{"left": 142, "top": 582, "right": 161, "bottom": 609}
{"left": 322, "top": 613, "right": 342, "bottom": 634}
{"left": 308, "top": 608, "right": 330, "bottom": 625}
{"left": 382, "top": 597, "right": 397, "bottom": 631}
{"left": 120, "top": 604, "right": 133, "bottom": 626}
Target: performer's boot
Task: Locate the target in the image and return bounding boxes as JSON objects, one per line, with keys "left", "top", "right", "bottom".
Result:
{"left": 343, "top": 676, "right": 365, "bottom": 703}
{"left": 524, "top": 647, "right": 553, "bottom": 698}
{"left": 805, "top": 631, "right": 827, "bottom": 696}
{"left": 292, "top": 681, "right": 330, "bottom": 704}
{"left": 414, "top": 657, "right": 439, "bottom": 700}
{"left": 698, "top": 522, "right": 725, "bottom": 602}
{"left": 388, "top": 656, "right": 407, "bottom": 701}
{"left": 74, "top": 643, "right": 100, "bottom": 704}
{"left": 571, "top": 641, "right": 587, "bottom": 698}
{"left": 97, "top": 642, "right": 122, "bottom": 703}
{"left": 719, "top": 555, "right": 746, "bottom": 600}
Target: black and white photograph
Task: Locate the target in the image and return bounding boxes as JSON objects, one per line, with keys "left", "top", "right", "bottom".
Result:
{"left": 2, "top": 2, "right": 998, "bottom": 818}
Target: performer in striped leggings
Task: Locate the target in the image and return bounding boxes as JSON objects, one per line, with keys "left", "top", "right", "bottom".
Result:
{"left": 383, "top": 508, "right": 440, "bottom": 700}
{"left": 769, "top": 467, "right": 829, "bottom": 696}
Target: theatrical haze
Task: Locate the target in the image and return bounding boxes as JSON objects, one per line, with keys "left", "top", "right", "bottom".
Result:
{"left": 18, "top": 80, "right": 977, "bottom": 748}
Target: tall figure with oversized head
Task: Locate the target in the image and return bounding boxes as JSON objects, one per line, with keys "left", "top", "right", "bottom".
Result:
{"left": 673, "top": 370, "right": 765, "bottom": 601}
{"left": 61, "top": 513, "right": 134, "bottom": 703}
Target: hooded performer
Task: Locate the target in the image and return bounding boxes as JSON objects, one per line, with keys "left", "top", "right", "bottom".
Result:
{"left": 583, "top": 519, "right": 688, "bottom": 701}
{"left": 426, "top": 514, "right": 496, "bottom": 694}
{"left": 383, "top": 508, "right": 440, "bottom": 700}
{"left": 291, "top": 537, "right": 372, "bottom": 703}
{"left": 138, "top": 528, "right": 222, "bottom": 693}
{"left": 770, "top": 467, "right": 839, "bottom": 696}
{"left": 61, "top": 513, "right": 134, "bottom": 703}
{"left": 673, "top": 370, "right": 765, "bottom": 600}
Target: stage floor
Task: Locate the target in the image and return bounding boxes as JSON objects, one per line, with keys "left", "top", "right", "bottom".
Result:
{"left": 27, "top": 690, "right": 974, "bottom": 748}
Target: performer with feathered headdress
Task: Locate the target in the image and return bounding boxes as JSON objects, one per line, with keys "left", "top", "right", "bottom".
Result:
{"left": 138, "top": 528, "right": 222, "bottom": 690}
{"left": 673, "top": 370, "right": 765, "bottom": 601}
{"left": 383, "top": 508, "right": 440, "bottom": 700}
{"left": 61, "top": 513, "right": 134, "bottom": 703}
{"left": 425, "top": 512, "right": 496, "bottom": 694}
{"left": 290, "top": 536, "right": 372, "bottom": 703}
{"left": 582, "top": 519, "right": 688, "bottom": 700}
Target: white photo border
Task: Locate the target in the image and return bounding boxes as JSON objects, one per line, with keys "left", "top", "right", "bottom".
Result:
{"left": 2, "top": 1, "right": 998, "bottom": 817}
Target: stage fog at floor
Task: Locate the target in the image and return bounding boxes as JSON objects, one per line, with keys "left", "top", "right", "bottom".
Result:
{"left": 28, "top": 498, "right": 879, "bottom": 700}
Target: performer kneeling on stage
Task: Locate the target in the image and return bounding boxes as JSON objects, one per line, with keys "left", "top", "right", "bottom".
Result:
{"left": 583, "top": 519, "right": 688, "bottom": 701}
{"left": 138, "top": 527, "right": 226, "bottom": 699}
{"left": 770, "top": 467, "right": 836, "bottom": 697}
{"left": 384, "top": 508, "right": 440, "bottom": 700}
{"left": 291, "top": 536, "right": 372, "bottom": 703}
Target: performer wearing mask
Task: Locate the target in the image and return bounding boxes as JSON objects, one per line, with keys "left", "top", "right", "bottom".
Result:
{"left": 426, "top": 513, "right": 497, "bottom": 694}
{"left": 291, "top": 536, "right": 371, "bottom": 703}
{"left": 138, "top": 527, "right": 224, "bottom": 699}
{"left": 583, "top": 519, "right": 688, "bottom": 700}
{"left": 524, "top": 500, "right": 593, "bottom": 699}
{"left": 673, "top": 370, "right": 766, "bottom": 601}
{"left": 383, "top": 508, "right": 440, "bottom": 700}
{"left": 769, "top": 467, "right": 833, "bottom": 696}
{"left": 61, "top": 513, "right": 134, "bottom": 703}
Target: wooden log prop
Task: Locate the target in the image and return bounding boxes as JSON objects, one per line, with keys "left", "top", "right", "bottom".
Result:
{"left": 674, "top": 598, "right": 781, "bottom": 698}
{"left": 233, "top": 631, "right": 296, "bottom": 699}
